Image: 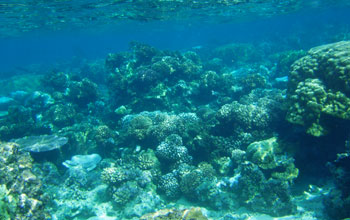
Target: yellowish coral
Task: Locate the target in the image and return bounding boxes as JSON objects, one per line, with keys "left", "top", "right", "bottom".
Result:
{"left": 287, "top": 41, "right": 350, "bottom": 136}
{"left": 246, "top": 137, "right": 298, "bottom": 182}
{"left": 247, "top": 137, "right": 280, "bottom": 170}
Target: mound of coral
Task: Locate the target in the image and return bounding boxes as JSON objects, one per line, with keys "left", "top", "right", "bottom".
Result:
{"left": 286, "top": 41, "right": 350, "bottom": 136}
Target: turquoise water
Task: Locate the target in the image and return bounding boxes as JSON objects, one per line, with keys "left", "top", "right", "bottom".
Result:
{"left": 1, "top": 1, "right": 350, "bottom": 220}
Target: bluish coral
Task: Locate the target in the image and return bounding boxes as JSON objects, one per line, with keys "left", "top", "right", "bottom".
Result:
{"left": 157, "top": 173, "right": 180, "bottom": 199}
{"left": 155, "top": 134, "right": 192, "bottom": 166}
{"left": 111, "top": 181, "right": 140, "bottom": 206}
{"left": 101, "top": 166, "right": 128, "bottom": 186}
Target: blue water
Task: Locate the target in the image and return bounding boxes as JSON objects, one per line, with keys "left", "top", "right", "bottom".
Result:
{"left": 1, "top": 5, "right": 349, "bottom": 74}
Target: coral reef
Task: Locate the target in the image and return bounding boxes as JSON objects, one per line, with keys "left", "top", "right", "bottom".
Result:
{"left": 45, "top": 103, "right": 76, "bottom": 127}
{"left": 68, "top": 78, "right": 98, "bottom": 106}
{"left": 0, "top": 142, "right": 50, "bottom": 219}
{"left": 155, "top": 134, "right": 192, "bottom": 166}
{"left": 100, "top": 158, "right": 161, "bottom": 217}
{"left": 2, "top": 39, "right": 342, "bottom": 219}
{"left": 215, "top": 100, "right": 272, "bottom": 139}
{"left": 286, "top": 41, "right": 350, "bottom": 136}
{"left": 157, "top": 173, "right": 181, "bottom": 199}
{"left": 229, "top": 161, "right": 296, "bottom": 216}
{"left": 324, "top": 152, "right": 350, "bottom": 219}
{"left": 246, "top": 137, "right": 299, "bottom": 182}
{"left": 0, "top": 105, "right": 36, "bottom": 140}
{"left": 42, "top": 71, "right": 69, "bottom": 91}
{"left": 101, "top": 166, "right": 128, "bottom": 186}
{"left": 274, "top": 50, "right": 307, "bottom": 77}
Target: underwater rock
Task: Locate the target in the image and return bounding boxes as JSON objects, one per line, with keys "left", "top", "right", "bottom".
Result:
{"left": 63, "top": 153, "right": 102, "bottom": 171}
{"left": 286, "top": 41, "right": 350, "bottom": 136}
{"left": 123, "top": 190, "right": 163, "bottom": 218}
{"left": 12, "top": 134, "right": 68, "bottom": 152}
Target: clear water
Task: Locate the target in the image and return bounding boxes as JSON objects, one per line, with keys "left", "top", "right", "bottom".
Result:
{"left": 1, "top": 1, "right": 350, "bottom": 220}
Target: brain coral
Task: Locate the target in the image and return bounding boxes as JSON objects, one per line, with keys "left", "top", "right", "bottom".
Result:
{"left": 286, "top": 41, "right": 350, "bottom": 136}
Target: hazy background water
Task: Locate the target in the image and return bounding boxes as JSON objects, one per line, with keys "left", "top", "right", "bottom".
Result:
{"left": 1, "top": 4, "right": 349, "bottom": 74}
